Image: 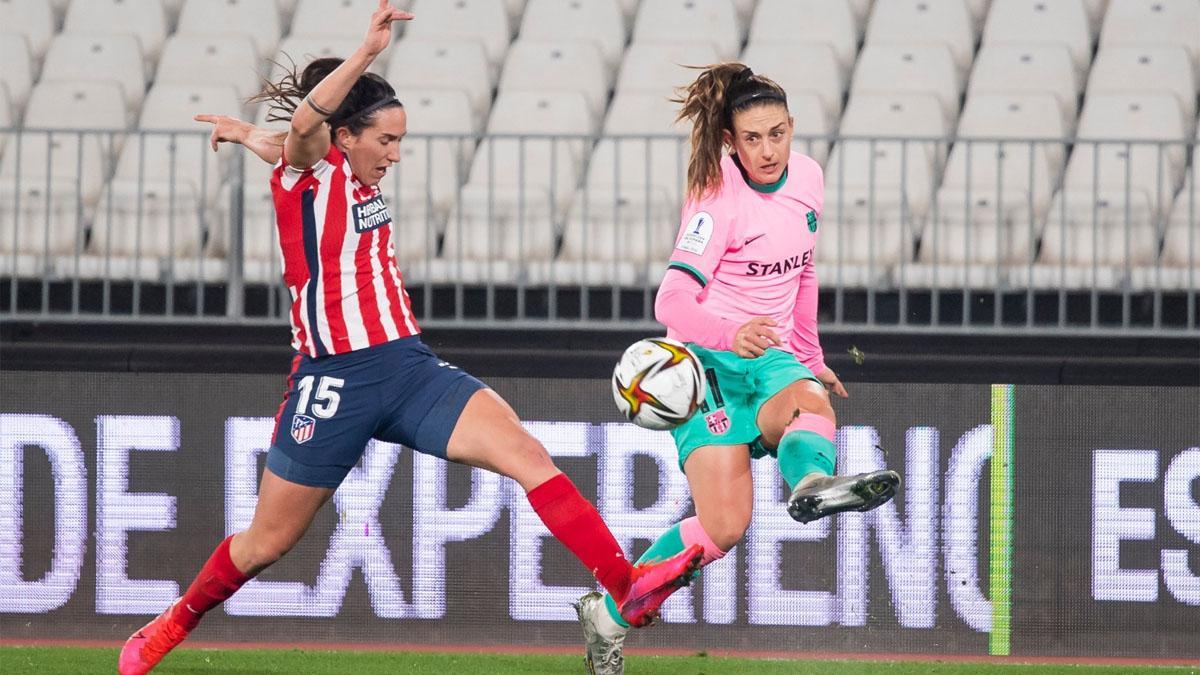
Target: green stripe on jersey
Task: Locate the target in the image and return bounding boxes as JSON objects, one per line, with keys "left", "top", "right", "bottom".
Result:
{"left": 668, "top": 261, "right": 707, "bottom": 287}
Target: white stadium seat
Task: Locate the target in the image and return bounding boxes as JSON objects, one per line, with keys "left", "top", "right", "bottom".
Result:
{"left": 1037, "top": 188, "right": 1160, "bottom": 274}
{"left": 1100, "top": 0, "right": 1200, "bottom": 70}
{"left": 63, "top": 0, "right": 169, "bottom": 63}
{"left": 406, "top": 0, "right": 513, "bottom": 73}
{"left": 176, "top": 0, "right": 281, "bottom": 60}
{"left": 440, "top": 91, "right": 595, "bottom": 275}
{"left": 271, "top": 36, "right": 386, "bottom": 86}
{"left": 850, "top": 43, "right": 964, "bottom": 122}
{"left": 1064, "top": 93, "right": 1188, "bottom": 219}
{"left": 391, "top": 88, "right": 476, "bottom": 222}
{"left": 0, "top": 82, "right": 128, "bottom": 202}
{"left": 749, "top": 0, "right": 860, "bottom": 76}
{"left": 981, "top": 0, "right": 1095, "bottom": 82}
{"left": 1161, "top": 170, "right": 1196, "bottom": 274}
{"left": 519, "top": 0, "right": 627, "bottom": 67}
{"left": 966, "top": 44, "right": 1080, "bottom": 132}
{"left": 1086, "top": 47, "right": 1197, "bottom": 132}
{"left": 0, "top": 33, "right": 34, "bottom": 114}
{"left": 788, "top": 91, "right": 835, "bottom": 164}
{"left": 290, "top": 0, "right": 391, "bottom": 40}
{"left": 865, "top": 0, "right": 977, "bottom": 77}
{"left": 0, "top": 180, "right": 89, "bottom": 270}
{"left": 0, "top": 0, "right": 55, "bottom": 59}
{"left": 388, "top": 39, "right": 492, "bottom": 124}
{"left": 155, "top": 35, "right": 263, "bottom": 100}
{"left": 583, "top": 91, "right": 689, "bottom": 197}
{"left": 615, "top": 41, "right": 721, "bottom": 95}
{"left": 633, "top": 0, "right": 743, "bottom": 61}
{"left": 497, "top": 40, "right": 611, "bottom": 122}
{"left": 41, "top": 34, "right": 149, "bottom": 113}
{"left": 741, "top": 41, "right": 846, "bottom": 125}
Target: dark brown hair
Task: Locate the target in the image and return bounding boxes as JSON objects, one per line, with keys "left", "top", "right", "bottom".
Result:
{"left": 253, "top": 56, "right": 402, "bottom": 140}
{"left": 672, "top": 62, "right": 788, "bottom": 200}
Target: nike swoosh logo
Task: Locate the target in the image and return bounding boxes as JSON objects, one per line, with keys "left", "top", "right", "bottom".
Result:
{"left": 744, "top": 233, "right": 766, "bottom": 245}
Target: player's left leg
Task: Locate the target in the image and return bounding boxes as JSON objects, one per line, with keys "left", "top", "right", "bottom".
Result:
{"left": 756, "top": 379, "right": 899, "bottom": 523}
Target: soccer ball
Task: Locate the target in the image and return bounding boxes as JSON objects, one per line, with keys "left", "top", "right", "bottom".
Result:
{"left": 611, "top": 337, "right": 705, "bottom": 430}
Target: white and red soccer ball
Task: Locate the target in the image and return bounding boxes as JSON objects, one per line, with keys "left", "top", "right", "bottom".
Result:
{"left": 611, "top": 337, "right": 705, "bottom": 430}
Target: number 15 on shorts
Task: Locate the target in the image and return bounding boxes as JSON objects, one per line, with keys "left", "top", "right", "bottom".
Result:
{"left": 295, "top": 375, "right": 345, "bottom": 419}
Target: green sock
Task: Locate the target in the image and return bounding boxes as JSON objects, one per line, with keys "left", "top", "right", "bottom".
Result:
{"left": 776, "top": 430, "right": 836, "bottom": 490}
{"left": 602, "top": 522, "right": 687, "bottom": 627}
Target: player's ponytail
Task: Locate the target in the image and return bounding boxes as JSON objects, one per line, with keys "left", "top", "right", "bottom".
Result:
{"left": 252, "top": 56, "right": 402, "bottom": 139}
{"left": 673, "top": 62, "right": 788, "bottom": 200}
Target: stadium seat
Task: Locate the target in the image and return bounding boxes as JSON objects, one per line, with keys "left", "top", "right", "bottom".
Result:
{"left": 1038, "top": 188, "right": 1160, "bottom": 275}
{"left": 865, "top": 0, "right": 977, "bottom": 77}
{"left": 405, "top": 0, "right": 513, "bottom": 73}
{"left": 632, "top": 0, "right": 743, "bottom": 61}
{"left": 0, "top": 33, "right": 33, "bottom": 114}
{"left": 1161, "top": 170, "right": 1196, "bottom": 273}
{"left": 1100, "top": 0, "right": 1200, "bottom": 70}
{"left": 0, "top": 0, "right": 55, "bottom": 59}
{"left": 787, "top": 91, "right": 835, "bottom": 165}
{"left": 387, "top": 39, "right": 492, "bottom": 124}
{"left": 966, "top": 43, "right": 1080, "bottom": 132}
{"left": 497, "top": 40, "right": 611, "bottom": 122}
{"left": 89, "top": 180, "right": 212, "bottom": 279}
{"left": 556, "top": 186, "right": 681, "bottom": 286}
{"left": 290, "top": 0, "right": 394, "bottom": 40}
{"left": 113, "top": 84, "right": 245, "bottom": 202}
{"left": 825, "top": 93, "right": 949, "bottom": 264}
{"left": 1064, "top": 93, "right": 1188, "bottom": 222}
{"left": 273, "top": 36, "right": 386, "bottom": 83}
{"left": 576, "top": 91, "right": 689, "bottom": 208}
{"left": 41, "top": 34, "right": 149, "bottom": 114}
{"left": 850, "top": 43, "right": 964, "bottom": 122}
{"left": 391, "top": 87, "right": 475, "bottom": 218}
{"left": 155, "top": 35, "right": 263, "bottom": 100}
{"left": 748, "top": 0, "right": 860, "bottom": 76}
{"left": 63, "top": 0, "right": 169, "bottom": 63}
{"left": 981, "top": 0, "right": 1095, "bottom": 82}
{"left": 0, "top": 180, "right": 89, "bottom": 273}
{"left": 615, "top": 42, "right": 722, "bottom": 94}
{"left": 519, "top": 0, "right": 627, "bottom": 67}
{"left": 176, "top": 0, "right": 281, "bottom": 60}
{"left": 947, "top": 92, "right": 1067, "bottom": 192}
{"left": 0, "top": 82, "right": 128, "bottom": 203}
{"left": 441, "top": 90, "right": 594, "bottom": 276}
{"left": 1086, "top": 47, "right": 1197, "bottom": 133}
{"left": 741, "top": 41, "right": 845, "bottom": 125}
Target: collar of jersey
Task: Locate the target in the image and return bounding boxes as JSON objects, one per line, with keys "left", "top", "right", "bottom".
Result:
{"left": 732, "top": 153, "right": 788, "bottom": 193}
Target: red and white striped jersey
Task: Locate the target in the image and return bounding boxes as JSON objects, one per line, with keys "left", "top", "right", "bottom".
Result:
{"left": 271, "top": 144, "right": 419, "bottom": 357}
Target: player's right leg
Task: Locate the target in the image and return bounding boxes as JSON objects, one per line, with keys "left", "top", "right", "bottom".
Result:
{"left": 444, "top": 388, "right": 702, "bottom": 627}
{"left": 576, "top": 444, "right": 752, "bottom": 674}
{"left": 118, "top": 468, "right": 334, "bottom": 675}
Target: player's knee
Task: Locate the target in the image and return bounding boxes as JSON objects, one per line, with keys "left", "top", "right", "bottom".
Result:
{"left": 706, "top": 510, "right": 751, "bottom": 551}
{"left": 242, "top": 532, "right": 298, "bottom": 571}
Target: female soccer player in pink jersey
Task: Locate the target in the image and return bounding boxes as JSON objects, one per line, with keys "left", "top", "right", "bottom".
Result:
{"left": 573, "top": 64, "right": 902, "bottom": 674}
{"left": 117, "top": 4, "right": 699, "bottom": 673}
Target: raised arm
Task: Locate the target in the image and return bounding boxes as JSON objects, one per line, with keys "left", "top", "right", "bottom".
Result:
{"left": 285, "top": 0, "right": 411, "bottom": 169}
{"left": 194, "top": 114, "right": 284, "bottom": 165}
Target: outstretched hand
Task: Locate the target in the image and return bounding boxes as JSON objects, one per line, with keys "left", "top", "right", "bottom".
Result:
{"left": 362, "top": 0, "right": 414, "bottom": 57}
{"left": 817, "top": 367, "right": 849, "bottom": 398}
{"left": 194, "top": 113, "right": 251, "bottom": 152}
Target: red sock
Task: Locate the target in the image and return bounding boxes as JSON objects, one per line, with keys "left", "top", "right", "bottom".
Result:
{"left": 170, "top": 535, "right": 252, "bottom": 630}
{"left": 527, "top": 473, "right": 633, "bottom": 601}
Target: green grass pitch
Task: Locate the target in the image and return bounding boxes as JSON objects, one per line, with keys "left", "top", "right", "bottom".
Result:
{"left": 2, "top": 647, "right": 1196, "bottom": 674}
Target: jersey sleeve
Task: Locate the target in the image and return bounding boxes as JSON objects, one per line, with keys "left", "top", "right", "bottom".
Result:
{"left": 789, "top": 249, "right": 826, "bottom": 376}
{"left": 654, "top": 190, "right": 741, "bottom": 350}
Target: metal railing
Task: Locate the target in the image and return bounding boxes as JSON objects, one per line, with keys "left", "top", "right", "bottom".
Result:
{"left": 0, "top": 128, "right": 1195, "bottom": 334}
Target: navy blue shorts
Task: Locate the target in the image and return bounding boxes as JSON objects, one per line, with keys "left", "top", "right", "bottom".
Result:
{"left": 266, "top": 335, "right": 485, "bottom": 488}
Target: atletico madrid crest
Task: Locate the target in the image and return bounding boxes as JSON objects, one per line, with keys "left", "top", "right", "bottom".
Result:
{"left": 291, "top": 414, "right": 316, "bottom": 444}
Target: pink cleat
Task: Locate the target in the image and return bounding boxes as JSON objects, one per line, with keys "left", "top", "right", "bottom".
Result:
{"left": 618, "top": 543, "right": 703, "bottom": 627}
{"left": 118, "top": 601, "right": 192, "bottom": 675}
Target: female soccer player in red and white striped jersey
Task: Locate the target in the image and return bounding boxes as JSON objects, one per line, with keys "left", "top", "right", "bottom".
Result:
{"left": 117, "top": 4, "right": 700, "bottom": 673}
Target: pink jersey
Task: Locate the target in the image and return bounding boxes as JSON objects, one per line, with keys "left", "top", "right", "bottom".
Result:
{"left": 656, "top": 150, "right": 827, "bottom": 374}
{"left": 273, "top": 144, "right": 420, "bottom": 357}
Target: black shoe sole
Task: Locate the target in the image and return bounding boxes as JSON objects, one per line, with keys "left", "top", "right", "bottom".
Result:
{"left": 787, "top": 470, "right": 901, "bottom": 523}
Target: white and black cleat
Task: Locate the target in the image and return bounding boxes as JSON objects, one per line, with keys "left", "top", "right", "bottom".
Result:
{"left": 573, "top": 591, "right": 626, "bottom": 675}
{"left": 787, "top": 470, "right": 901, "bottom": 524}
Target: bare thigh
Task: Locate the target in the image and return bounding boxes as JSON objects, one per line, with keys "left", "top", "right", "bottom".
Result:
{"left": 756, "top": 379, "right": 834, "bottom": 450}
{"left": 684, "top": 444, "right": 755, "bottom": 551}
{"left": 229, "top": 468, "right": 334, "bottom": 576}
{"left": 444, "top": 388, "right": 559, "bottom": 492}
